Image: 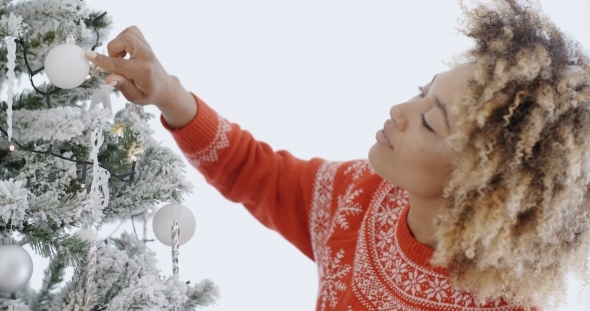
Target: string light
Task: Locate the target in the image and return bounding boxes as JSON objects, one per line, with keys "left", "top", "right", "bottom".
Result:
{"left": 112, "top": 124, "right": 124, "bottom": 137}
{"left": 9, "top": 144, "right": 14, "bottom": 151}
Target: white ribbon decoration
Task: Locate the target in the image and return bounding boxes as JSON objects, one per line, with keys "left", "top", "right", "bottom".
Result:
{"left": 6, "top": 38, "right": 15, "bottom": 144}
{"left": 89, "top": 127, "right": 110, "bottom": 209}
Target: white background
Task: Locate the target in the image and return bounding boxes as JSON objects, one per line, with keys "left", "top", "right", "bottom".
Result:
{"left": 24, "top": 0, "right": 590, "bottom": 310}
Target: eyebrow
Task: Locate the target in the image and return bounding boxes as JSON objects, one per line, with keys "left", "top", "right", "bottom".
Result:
{"left": 428, "top": 75, "right": 450, "bottom": 130}
{"left": 433, "top": 95, "right": 450, "bottom": 130}
{"left": 430, "top": 73, "right": 451, "bottom": 129}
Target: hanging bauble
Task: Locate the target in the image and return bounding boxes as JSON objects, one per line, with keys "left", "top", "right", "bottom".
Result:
{"left": 152, "top": 203, "right": 196, "bottom": 246}
{"left": 0, "top": 243, "right": 33, "bottom": 292}
{"left": 114, "top": 108, "right": 126, "bottom": 120}
{"left": 44, "top": 36, "right": 90, "bottom": 89}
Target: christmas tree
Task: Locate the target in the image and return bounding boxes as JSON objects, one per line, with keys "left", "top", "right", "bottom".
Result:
{"left": 0, "top": 0, "right": 218, "bottom": 310}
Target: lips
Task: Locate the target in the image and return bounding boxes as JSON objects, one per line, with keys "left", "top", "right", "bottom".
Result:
{"left": 383, "top": 123, "right": 391, "bottom": 141}
{"left": 383, "top": 120, "right": 394, "bottom": 144}
{"left": 375, "top": 121, "right": 393, "bottom": 148}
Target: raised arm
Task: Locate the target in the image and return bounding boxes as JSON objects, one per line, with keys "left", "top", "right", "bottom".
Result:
{"left": 86, "top": 26, "right": 327, "bottom": 259}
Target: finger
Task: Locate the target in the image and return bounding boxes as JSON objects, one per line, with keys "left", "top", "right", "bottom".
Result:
{"left": 121, "top": 26, "right": 151, "bottom": 48}
{"left": 107, "top": 27, "right": 145, "bottom": 58}
{"left": 108, "top": 49, "right": 127, "bottom": 59}
{"left": 106, "top": 32, "right": 147, "bottom": 60}
{"left": 104, "top": 73, "right": 147, "bottom": 104}
{"left": 86, "top": 50, "right": 137, "bottom": 77}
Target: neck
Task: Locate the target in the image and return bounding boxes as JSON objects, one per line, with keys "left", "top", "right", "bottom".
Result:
{"left": 406, "top": 192, "right": 445, "bottom": 248}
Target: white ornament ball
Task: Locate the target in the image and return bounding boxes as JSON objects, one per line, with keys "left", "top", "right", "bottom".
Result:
{"left": 44, "top": 43, "right": 90, "bottom": 89}
{"left": 152, "top": 203, "right": 196, "bottom": 246}
{"left": 0, "top": 244, "right": 33, "bottom": 292}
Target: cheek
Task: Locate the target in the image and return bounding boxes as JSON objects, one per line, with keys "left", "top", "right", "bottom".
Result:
{"left": 414, "top": 144, "right": 452, "bottom": 178}
{"left": 368, "top": 139, "right": 452, "bottom": 187}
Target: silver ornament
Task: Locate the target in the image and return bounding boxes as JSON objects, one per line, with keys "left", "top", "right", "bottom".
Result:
{"left": 172, "top": 220, "right": 180, "bottom": 276}
{"left": 153, "top": 204, "right": 196, "bottom": 246}
{"left": 84, "top": 241, "right": 97, "bottom": 311}
{"left": 0, "top": 243, "right": 33, "bottom": 292}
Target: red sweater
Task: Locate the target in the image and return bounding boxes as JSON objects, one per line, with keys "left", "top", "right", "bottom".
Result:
{"left": 161, "top": 95, "right": 527, "bottom": 311}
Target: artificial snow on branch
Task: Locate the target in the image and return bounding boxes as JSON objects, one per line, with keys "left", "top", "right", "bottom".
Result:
{"left": 0, "top": 178, "right": 28, "bottom": 228}
{"left": 0, "top": 0, "right": 217, "bottom": 308}
{"left": 50, "top": 233, "right": 219, "bottom": 311}
{"left": 0, "top": 12, "right": 24, "bottom": 38}
{"left": 12, "top": 107, "right": 84, "bottom": 143}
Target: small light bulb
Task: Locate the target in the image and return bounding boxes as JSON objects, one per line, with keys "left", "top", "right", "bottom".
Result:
{"left": 86, "top": 75, "right": 91, "bottom": 80}
{"left": 148, "top": 208, "right": 153, "bottom": 214}
{"left": 113, "top": 127, "right": 124, "bottom": 137}
{"left": 81, "top": 184, "right": 86, "bottom": 189}
{"left": 9, "top": 145, "right": 14, "bottom": 151}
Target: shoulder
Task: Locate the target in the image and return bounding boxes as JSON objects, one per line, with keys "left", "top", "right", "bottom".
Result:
{"left": 309, "top": 159, "right": 388, "bottom": 216}
{"left": 312, "top": 159, "right": 382, "bottom": 193}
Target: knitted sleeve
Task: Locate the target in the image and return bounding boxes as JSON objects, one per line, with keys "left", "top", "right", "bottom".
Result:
{"left": 160, "top": 94, "right": 325, "bottom": 260}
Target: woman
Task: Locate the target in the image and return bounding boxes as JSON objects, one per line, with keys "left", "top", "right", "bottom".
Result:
{"left": 86, "top": 0, "right": 590, "bottom": 309}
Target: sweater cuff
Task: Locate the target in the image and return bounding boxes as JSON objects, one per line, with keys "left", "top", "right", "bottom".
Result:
{"left": 160, "top": 93, "right": 219, "bottom": 154}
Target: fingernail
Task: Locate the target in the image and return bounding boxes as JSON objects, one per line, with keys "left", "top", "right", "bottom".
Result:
{"left": 107, "top": 81, "right": 118, "bottom": 86}
{"left": 85, "top": 50, "right": 97, "bottom": 58}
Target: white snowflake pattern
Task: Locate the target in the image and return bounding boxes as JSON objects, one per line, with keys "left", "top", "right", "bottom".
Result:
{"left": 350, "top": 182, "right": 520, "bottom": 311}
{"left": 452, "top": 291, "right": 477, "bottom": 307}
{"left": 310, "top": 162, "right": 341, "bottom": 258}
{"left": 333, "top": 184, "right": 363, "bottom": 231}
{"left": 379, "top": 244, "right": 397, "bottom": 270}
{"left": 387, "top": 187, "right": 409, "bottom": 208}
{"left": 343, "top": 160, "right": 372, "bottom": 181}
{"left": 390, "top": 257, "right": 408, "bottom": 284}
{"left": 402, "top": 270, "right": 427, "bottom": 296}
{"left": 374, "top": 203, "right": 400, "bottom": 227}
{"left": 375, "top": 227, "right": 395, "bottom": 250}
{"left": 424, "top": 278, "right": 451, "bottom": 302}
{"left": 330, "top": 160, "right": 372, "bottom": 233}
{"left": 319, "top": 248, "right": 352, "bottom": 311}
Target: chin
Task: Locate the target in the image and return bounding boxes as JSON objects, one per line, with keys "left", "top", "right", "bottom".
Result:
{"left": 368, "top": 143, "right": 405, "bottom": 189}
{"left": 368, "top": 143, "right": 391, "bottom": 182}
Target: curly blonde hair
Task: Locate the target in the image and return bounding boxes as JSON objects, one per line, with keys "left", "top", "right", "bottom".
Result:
{"left": 432, "top": 0, "right": 590, "bottom": 309}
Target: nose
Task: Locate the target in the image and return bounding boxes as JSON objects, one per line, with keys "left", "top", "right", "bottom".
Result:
{"left": 389, "top": 104, "right": 408, "bottom": 131}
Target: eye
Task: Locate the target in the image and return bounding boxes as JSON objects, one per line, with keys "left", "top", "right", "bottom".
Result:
{"left": 417, "top": 85, "right": 425, "bottom": 98}
{"left": 421, "top": 113, "right": 435, "bottom": 132}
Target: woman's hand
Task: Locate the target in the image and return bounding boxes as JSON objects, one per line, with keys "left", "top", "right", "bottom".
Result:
{"left": 85, "top": 26, "right": 196, "bottom": 128}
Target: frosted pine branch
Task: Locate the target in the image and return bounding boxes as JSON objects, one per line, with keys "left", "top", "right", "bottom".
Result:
{"left": 50, "top": 233, "right": 218, "bottom": 311}
{"left": 12, "top": 107, "right": 84, "bottom": 144}
{"left": 0, "top": 12, "right": 25, "bottom": 38}
{"left": 21, "top": 221, "right": 89, "bottom": 266}
{"left": 1, "top": 299, "right": 30, "bottom": 311}
{"left": 0, "top": 178, "right": 29, "bottom": 227}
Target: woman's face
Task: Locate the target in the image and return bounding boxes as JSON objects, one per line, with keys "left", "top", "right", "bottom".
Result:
{"left": 368, "top": 64, "right": 473, "bottom": 199}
